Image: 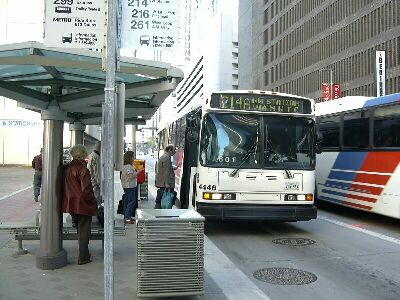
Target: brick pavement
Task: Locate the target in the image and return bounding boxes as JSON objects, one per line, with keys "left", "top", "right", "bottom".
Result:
{"left": 0, "top": 167, "right": 269, "bottom": 300}
{"left": 0, "top": 187, "right": 40, "bottom": 224}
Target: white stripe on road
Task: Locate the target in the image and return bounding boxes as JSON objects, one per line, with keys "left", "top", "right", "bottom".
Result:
{"left": 318, "top": 215, "right": 400, "bottom": 246}
{"left": 205, "top": 236, "right": 270, "bottom": 300}
{"left": 0, "top": 186, "right": 32, "bottom": 202}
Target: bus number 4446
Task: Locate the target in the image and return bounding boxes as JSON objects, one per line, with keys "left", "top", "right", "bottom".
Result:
{"left": 199, "top": 184, "right": 217, "bottom": 191}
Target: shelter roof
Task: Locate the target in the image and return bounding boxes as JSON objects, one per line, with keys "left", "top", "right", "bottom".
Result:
{"left": 0, "top": 42, "right": 183, "bottom": 124}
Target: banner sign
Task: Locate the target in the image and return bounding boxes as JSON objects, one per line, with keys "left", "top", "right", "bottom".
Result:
{"left": 375, "top": 51, "right": 386, "bottom": 97}
{"left": 0, "top": 119, "right": 42, "bottom": 127}
{"left": 120, "top": 0, "right": 180, "bottom": 50}
{"left": 44, "top": 0, "right": 105, "bottom": 49}
{"left": 332, "top": 84, "right": 341, "bottom": 99}
{"left": 322, "top": 83, "right": 331, "bottom": 101}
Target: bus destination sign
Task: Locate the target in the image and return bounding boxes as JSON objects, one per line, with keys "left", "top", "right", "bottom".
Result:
{"left": 210, "top": 94, "right": 311, "bottom": 114}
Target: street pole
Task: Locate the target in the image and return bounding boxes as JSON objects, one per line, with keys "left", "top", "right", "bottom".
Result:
{"left": 104, "top": 0, "right": 117, "bottom": 298}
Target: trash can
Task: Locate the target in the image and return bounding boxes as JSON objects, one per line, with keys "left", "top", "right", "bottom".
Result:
{"left": 136, "top": 209, "right": 205, "bottom": 298}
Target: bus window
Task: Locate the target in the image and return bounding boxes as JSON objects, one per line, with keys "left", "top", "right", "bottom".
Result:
{"left": 373, "top": 105, "right": 400, "bottom": 148}
{"left": 264, "top": 116, "right": 314, "bottom": 169}
{"left": 318, "top": 115, "right": 340, "bottom": 149}
{"left": 343, "top": 110, "right": 370, "bottom": 149}
{"left": 200, "top": 113, "right": 260, "bottom": 167}
{"left": 176, "top": 117, "right": 186, "bottom": 148}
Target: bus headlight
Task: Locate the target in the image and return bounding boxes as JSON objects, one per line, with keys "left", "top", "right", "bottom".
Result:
{"left": 203, "top": 192, "right": 236, "bottom": 200}
{"left": 285, "top": 194, "right": 313, "bottom": 201}
{"left": 285, "top": 194, "right": 297, "bottom": 201}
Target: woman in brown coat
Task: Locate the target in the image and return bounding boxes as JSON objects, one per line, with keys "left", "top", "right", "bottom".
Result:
{"left": 62, "top": 144, "right": 97, "bottom": 265}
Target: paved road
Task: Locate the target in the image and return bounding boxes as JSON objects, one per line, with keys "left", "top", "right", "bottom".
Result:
{"left": 145, "top": 155, "right": 400, "bottom": 300}
{"left": 0, "top": 166, "right": 34, "bottom": 199}
{"left": 1, "top": 157, "right": 400, "bottom": 300}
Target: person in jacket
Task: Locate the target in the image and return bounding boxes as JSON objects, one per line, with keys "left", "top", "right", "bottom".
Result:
{"left": 87, "top": 141, "right": 102, "bottom": 205}
{"left": 62, "top": 144, "right": 97, "bottom": 265}
{"left": 154, "top": 144, "right": 176, "bottom": 209}
{"left": 121, "top": 151, "right": 144, "bottom": 224}
{"left": 31, "top": 148, "right": 42, "bottom": 202}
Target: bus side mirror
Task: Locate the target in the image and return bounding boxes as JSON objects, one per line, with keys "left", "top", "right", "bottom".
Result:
{"left": 316, "top": 143, "right": 322, "bottom": 154}
{"left": 316, "top": 131, "right": 323, "bottom": 154}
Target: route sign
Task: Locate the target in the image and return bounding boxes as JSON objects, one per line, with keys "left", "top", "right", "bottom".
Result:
{"left": 44, "top": 0, "right": 105, "bottom": 49}
{"left": 120, "top": 0, "right": 180, "bottom": 51}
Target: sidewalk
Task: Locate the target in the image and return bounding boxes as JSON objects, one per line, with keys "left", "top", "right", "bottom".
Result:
{"left": 0, "top": 169, "right": 269, "bottom": 300}
{"left": 0, "top": 185, "right": 226, "bottom": 300}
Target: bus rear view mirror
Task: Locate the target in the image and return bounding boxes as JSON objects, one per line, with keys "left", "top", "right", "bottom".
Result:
{"left": 316, "top": 131, "right": 323, "bottom": 154}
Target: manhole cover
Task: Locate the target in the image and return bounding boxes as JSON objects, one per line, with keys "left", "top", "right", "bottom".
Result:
{"left": 272, "top": 238, "right": 316, "bottom": 246}
{"left": 253, "top": 268, "right": 317, "bottom": 285}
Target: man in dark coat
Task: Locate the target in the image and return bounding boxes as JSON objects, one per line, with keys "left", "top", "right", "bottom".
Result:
{"left": 154, "top": 144, "right": 176, "bottom": 208}
{"left": 31, "top": 148, "right": 42, "bottom": 202}
{"left": 62, "top": 144, "right": 97, "bottom": 265}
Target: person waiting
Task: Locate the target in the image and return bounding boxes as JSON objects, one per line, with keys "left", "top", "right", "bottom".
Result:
{"left": 62, "top": 144, "right": 97, "bottom": 265}
{"left": 120, "top": 151, "right": 144, "bottom": 224}
{"left": 154, "top": 144, "right": 176, "bottom": 209}
{"left": 31, "top": 148, "right": 42, "bottom": 202}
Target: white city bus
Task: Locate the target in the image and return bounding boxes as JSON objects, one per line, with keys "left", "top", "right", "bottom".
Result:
{"left": 157, "top": 90, "right": 318, "bottom": 221}
{"left": 315, "top": 92, "right": 400, "bottom": 219}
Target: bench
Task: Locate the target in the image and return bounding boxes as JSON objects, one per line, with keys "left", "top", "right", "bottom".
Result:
{"left": 0, "top": 215, "right": 126, "bottom": 255}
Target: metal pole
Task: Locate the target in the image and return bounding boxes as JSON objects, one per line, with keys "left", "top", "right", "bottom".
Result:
{"left": 36, "top": 118, "right": 67, "bottom": 269}
{"left": 104, "top": 0, "right": 117, "bottom": 297}
{"left": 114, "top": 83, "right": 125, "bottom": 171}
{"left": 69, "top": 121, "right": 85, "bottom": 146}
{"left": 132, "top": 125, "right": 137, "bottom": 159}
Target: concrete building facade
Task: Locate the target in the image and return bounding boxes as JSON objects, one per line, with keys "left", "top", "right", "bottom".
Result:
{"left": 238, "top": 0, "right": 400, "bottom": 101}
{"left": 155, "top": 0, "right": 238, "bottom": 131}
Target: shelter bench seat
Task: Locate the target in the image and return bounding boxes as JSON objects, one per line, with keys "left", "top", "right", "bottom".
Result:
{"left": 0, "top": 220, "right": 126, "bottom": 255}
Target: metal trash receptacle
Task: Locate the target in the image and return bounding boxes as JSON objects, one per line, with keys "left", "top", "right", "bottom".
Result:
{"left": 136, "top": 209, "right": 205, "bottom": 298}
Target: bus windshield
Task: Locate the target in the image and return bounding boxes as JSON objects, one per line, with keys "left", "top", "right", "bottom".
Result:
{"left": 200, "top": 113, "right": 261, "bottom": 168}
{"left": 264, "top": 116, "right": 314, "bottom": 169}
{"left": 200, "top": 113, "right": 314, "bottom": 169}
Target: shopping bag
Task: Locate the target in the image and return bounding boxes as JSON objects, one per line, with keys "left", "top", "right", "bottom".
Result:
{"left": 117, "top": 194, "right": 125, "bottom": 215}
{"left": 161, "top": 189, "right": 174, "bottom": 209}
{"left": 97, "top": 204, "right": 104, "bottom": 227}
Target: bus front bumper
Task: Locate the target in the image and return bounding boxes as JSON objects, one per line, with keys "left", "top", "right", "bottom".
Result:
{"left": 196, "top": 203, "right": 317, "bottom": 221}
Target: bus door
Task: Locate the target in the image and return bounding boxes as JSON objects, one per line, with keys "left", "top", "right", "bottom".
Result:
{"left": 180, "top": 110, "right": 201, "bottom": 208}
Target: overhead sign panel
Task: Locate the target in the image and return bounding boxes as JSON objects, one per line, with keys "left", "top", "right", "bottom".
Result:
{"left": 120, "top": 0, "right": 180, "bottom": 50}
{"left": 44, "top": 0, "right": 105, "bottom": 49}
{"left": 210, "top": 94, "right": 312, "bottom": 114}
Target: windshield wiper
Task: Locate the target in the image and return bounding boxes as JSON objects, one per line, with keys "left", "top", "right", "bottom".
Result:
{"left": 229, "top": 142, "right": 257, "bottom": 177}
{"left": 266, "top": 139, "right": 294, "bottom": 179}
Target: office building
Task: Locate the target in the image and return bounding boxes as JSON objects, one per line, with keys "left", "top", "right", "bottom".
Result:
{"left": 239, "top": 0, "right": 400, "bottom": 101}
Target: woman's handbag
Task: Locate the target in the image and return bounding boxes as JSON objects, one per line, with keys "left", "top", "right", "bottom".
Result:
{"left": 161, "top": 189, "right": 174, "bottom": 209}
{"left": 97, "top": 204, "right": 104, "bottom": 227}
{"left": 117, "top": 194, "right": 125, "bottom": 215}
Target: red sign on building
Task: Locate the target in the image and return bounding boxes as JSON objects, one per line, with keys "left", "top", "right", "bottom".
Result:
{"left": 322, "top": 83, "right": 331, "bottom": 101}
{"left": 332, "top": 84, "right": 341, "bottom": 99}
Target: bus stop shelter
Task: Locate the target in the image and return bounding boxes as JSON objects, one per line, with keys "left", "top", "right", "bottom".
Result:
{"left": 0, "top": 41, "right": 183, "bottom": 269}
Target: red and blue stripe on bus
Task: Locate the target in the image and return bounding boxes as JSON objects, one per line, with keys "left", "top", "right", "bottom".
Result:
{"left": 320, "top": 152, "right": 400, "bottom": 210}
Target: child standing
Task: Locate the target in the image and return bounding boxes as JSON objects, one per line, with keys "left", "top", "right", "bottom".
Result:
{"left": 120, "top": 151, "right": 143, "bottom": 224}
